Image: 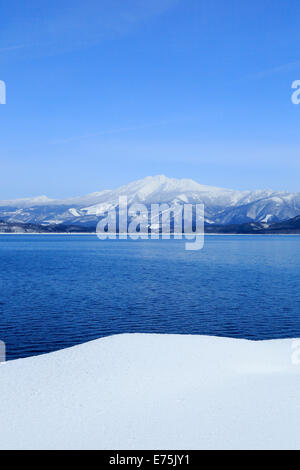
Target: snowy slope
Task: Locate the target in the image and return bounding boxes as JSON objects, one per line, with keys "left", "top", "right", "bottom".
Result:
{"left": 0, "top": 333, "right": 299, "bottom": 450}
{"left": 0, "top": 175, "right": 300, "bottom": 226}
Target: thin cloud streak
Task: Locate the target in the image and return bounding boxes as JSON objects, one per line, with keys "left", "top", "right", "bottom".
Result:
{"left": 0, "top": 44, "right": 26, "bottom": 52}
{"left": 1, "top": 0, "right": 180, "bottom": 58}
{"left": 249, "top": 60, "right": 300, "bottom": 79}
{"left": 50, "top": 118, "right": 188, "bottom": 145}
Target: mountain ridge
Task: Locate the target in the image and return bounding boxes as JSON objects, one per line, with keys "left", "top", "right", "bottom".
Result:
{"left": 1, "top": 216, "right": 300, "bottom": 234}
{"left": 0, "top": 175, "right": 299, "bottom": 228}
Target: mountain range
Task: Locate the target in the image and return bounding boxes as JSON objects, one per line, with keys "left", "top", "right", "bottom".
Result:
{"left": 1, "top": 216, "right": 300, "bottom": 234}
{"left": 1, "top": 175, "right": 300, "bottom": 232}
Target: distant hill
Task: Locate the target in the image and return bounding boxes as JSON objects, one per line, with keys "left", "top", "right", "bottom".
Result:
{"left": 0, "top": 220, "right": 92, "bottom": 234}
{"left": 0, "top": 176, "right": 300, "bottom": 229}
{"left": 205, "top": 216, "right": 300, "bottom": 234}
{"left": 263, "top": 215, "right": 300, "bottom": 234}
{"left": 1, "top": 215, "right": 300, "bottom": 235}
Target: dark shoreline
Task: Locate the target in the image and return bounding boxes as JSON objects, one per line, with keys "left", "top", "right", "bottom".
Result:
{"left": 1, "top": 215, "right": 300, "bottom": 235}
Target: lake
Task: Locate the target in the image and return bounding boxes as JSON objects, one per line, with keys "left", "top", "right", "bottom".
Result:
{"left": 0, "top": 234, "right": 300, "bottom": 360}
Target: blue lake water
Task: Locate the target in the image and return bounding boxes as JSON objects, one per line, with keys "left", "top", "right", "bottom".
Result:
{"left": 0, "top": 234, "right": 300, "bottom": 360}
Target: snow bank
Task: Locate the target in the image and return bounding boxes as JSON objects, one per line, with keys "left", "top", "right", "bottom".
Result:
{"left": 0, "top": 334, "right": 299, "bottom": 450}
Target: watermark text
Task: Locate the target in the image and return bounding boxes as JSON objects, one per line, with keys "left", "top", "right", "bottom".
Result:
{"left": 0, "top": 80, "right": 6, "bottom": 104}
{"left": 291, "top": 339, "right": 300, "bottom": 365}
{"left": 96, "top": 197, "right": 205, "bottom": 251}
{"left": 291, "top": 80, "right": 300, "bottom": 105}
{"left": 0, "top": 341, "right": 6, "bottom": 364}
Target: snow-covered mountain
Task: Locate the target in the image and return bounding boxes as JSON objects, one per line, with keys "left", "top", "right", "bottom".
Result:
{"left": 1, "top": 175, "right": 300, "bottom": 227}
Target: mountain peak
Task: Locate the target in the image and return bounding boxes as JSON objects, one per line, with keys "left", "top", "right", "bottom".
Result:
{"left": 0, "top": 195, "right": 54, "bottom": 207}
{"left": 120, "top": 175, "right": 225, "bottom": 195}
{"left": 1, "top": 176, "right": 300, "bottom": 227}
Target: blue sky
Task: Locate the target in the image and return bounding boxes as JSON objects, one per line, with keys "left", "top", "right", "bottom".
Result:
{"left": 1, "top": 0, "right": 300, "bottom": 198}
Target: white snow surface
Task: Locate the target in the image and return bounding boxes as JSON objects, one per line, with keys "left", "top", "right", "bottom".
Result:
{"left": 1, "top": 175, "right": 300, "bottom": 225}
{"left": 0, "top": 333, "right": 299, "bottom": 450}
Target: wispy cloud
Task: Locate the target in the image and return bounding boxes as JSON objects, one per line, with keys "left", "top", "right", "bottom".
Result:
{"left": 1, "top": 0, "right": 179, "bottom": 57}
{"left": 0, "top": 44, "right": 26, "bottom": 53}
{"left": 249, "top": 60, "right": 300, "bottom": 79}
{"left": 50, "top": 117, "right": 187, "bottom": 145}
